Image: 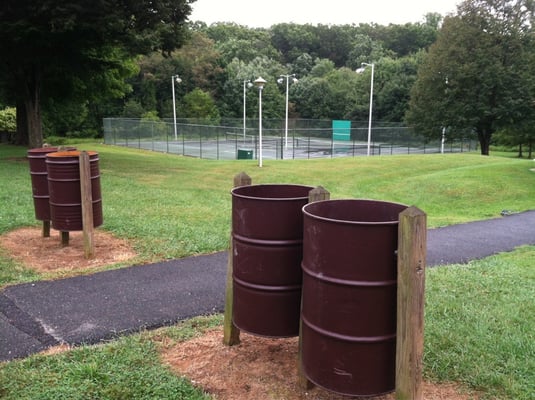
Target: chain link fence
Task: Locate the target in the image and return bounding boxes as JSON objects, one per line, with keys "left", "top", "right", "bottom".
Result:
{"left": 103, "top": 118, "right": 478, "bottom": 160}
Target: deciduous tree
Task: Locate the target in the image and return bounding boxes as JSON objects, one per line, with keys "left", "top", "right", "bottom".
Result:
{"left": 0, "top": 0, "right": 193, "bottom": 147}
{"left": 407, "top": 0, "right": 535, "bottom": 155}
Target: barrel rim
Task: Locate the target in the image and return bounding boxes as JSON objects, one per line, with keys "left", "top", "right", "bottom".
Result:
{"left": 231, "top": 183, "right": 314, "bottom": 201}
{"left": 28, "top": 147, "right": 76, "bottom": 156}
{"left": 302, "top": 198, "right": 408, "bottom": 226}
{"left": 27, "top": 148, "right": 61, "bottom": 157}
{"left": 46, "top": 150, "right": 98, "bottom": 158}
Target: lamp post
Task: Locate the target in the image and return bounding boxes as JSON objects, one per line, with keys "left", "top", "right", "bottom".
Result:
{"left": 254, "top": 76, "right": 267, "bottom": 168}
{"left": 243, "top": 79, "right": 253, "bottom": 140}
{"left": 277, "top": 74, "right": 298, "bottom": 149}
{"left": 356, "top": 63, "right": 374, "bottom": 156}
{"left": 171, "top": 74, "right": 182, "bottom": 141}
{"left": 441, "top": 77, "right": 449, "bottom": 154}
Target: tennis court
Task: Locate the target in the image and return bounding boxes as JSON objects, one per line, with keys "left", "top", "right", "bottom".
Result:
{"left": 103, "top": 118, "right": 478, "bottom": 160}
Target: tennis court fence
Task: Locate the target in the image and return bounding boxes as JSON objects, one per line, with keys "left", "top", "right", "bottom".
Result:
{"left": 103, "top": 118, "right": 478, "bottom": 160}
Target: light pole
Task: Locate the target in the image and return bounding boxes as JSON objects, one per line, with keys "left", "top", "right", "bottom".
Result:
{"left": 441, "top": 77, "right": 449, "bottom": 154}
{"left": 254, "top": 76, "right": 267, "bottom": 168}
{"left": 171, "top": 74, "right": 182, "bottom": 141}
{"left": 441, "top": 127, "right": 446, "bottom": 154}
{"left": 356, "top": 63, "right": 374, "bottom": 156}
{"left": 243, "top": 79, "right": 253, "bottom": 140}
{"left": 277, "top": 74, "right": 298, "bottom": 149}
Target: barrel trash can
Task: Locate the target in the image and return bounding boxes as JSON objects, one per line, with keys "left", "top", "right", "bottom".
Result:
{"left": 237, "top": 149, "right": 254, "bottom": 160}
{"left": 46, "top": 150, "right": 103, "bottom": 232}
{"left": 231, "top": 184, "right": 313, "bottom": 338}
{"left": 27, "top": 147, "right": 75, "bottom": 221}
{"left": 300, "top": 199, "right": 408, "bottom": 397}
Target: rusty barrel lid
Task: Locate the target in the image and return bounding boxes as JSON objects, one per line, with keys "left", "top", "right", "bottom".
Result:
{"left": 46, "top": 150, "right": 98, "bottom": 159}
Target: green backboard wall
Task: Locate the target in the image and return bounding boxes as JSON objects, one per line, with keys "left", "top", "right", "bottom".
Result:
{"left": 333, "top": 120, "right": 351, "bottom": 141}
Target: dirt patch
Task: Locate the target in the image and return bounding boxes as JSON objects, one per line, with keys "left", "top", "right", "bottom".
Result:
{"left": 0, "top": 227, "right": 137, "bottom": 273}
{"left": 38, "top": 343, "right": 72, "bottom": 356}
{"left": 161, "top": 328, "right": 478, "bottom": 400}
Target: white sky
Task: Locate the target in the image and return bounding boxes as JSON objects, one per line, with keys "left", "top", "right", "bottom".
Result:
{"left": 189, "top": 0, "right": 461, "bottom": 27}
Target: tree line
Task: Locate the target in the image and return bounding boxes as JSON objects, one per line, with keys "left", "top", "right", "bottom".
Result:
{"left": 1, "top": 0, "right": 534, "bottom": 156}
{"left": 123, "top": 18, "right": 438, "bottom": 125}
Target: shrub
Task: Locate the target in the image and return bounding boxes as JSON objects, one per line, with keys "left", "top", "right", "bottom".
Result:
{"left": 0, "top": 107, "right": 16, "bottom": 132}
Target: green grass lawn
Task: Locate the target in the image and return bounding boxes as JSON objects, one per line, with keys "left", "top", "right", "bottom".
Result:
{"left": 0, "top": 143, "right": 534, "bottom": 399}
{"left": 1, "top": 143, "right": 534, "bottom": 285}
{"left": 424, "top": 246, "right": 535, "bottom": 399}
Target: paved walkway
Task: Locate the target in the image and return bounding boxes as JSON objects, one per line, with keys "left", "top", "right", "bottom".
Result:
{"left": 1, "top": 210, "right": 534, "bottom": 362}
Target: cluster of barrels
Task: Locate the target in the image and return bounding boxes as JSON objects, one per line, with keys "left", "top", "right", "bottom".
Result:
{"left": 231, "top": 184, "right": 407, "bottom": 397}
{"left": 27, "top": 147, "right": 103, "bottom": 233}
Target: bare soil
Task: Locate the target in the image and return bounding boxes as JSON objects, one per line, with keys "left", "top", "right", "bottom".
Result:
{"left": 161, "top": 328, "right": 479, "bottom": 400}
{"left": 0, "top": 226, "right": 137, "bottom": 273}
{"left": 2, "top": 228, "right": 478, "bottom": 399}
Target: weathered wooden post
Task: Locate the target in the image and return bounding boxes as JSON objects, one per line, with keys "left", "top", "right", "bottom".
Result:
{"left": 79, "top": 151, "right": 95, "bottom": 259}
{"left": 42, "top": 221, "right": 51, "bottom": 238}
{"left": 307, "top": 186, "right": 330, "bottom": 203}
{"left": 396, "top": 206, "right": 426, "bottom": 400}
{"left": 223, "top": 172, "right": 252, "bottom": 346}
{"left": 298, "top": 185, "right": 330, "bottom": 390}
{"left": 60, "top": 231, "right": 70, "bottom": 247}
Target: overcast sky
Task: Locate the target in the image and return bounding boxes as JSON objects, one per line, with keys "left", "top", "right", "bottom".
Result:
{"left": 189, "top": 0, "right": 461, "bottom": 27}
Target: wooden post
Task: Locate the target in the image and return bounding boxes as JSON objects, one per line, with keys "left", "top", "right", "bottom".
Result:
{"left": 396, "top": 206, "right": 426, "bottom": 400}
{"left": 42, "top": 221, "right": 51, "bottom": 238}
{"left": 233, "top": 171, "right": 252, "bottom": 188}
{"left": 223, "top": 172, "right": 252, "bottom": 346}
{"left": 79, "top": 151, "right": 95, "bottom": 259}
{"left": 61, "top": 231, "right": 69, "bottom": 246}
{"left": 298, "top": 186, "right": 330, "bottom": 390}
{"left": 307, "top": 186, "right": 330, "bottom": 203}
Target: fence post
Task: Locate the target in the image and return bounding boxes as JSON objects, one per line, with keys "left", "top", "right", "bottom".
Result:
{"left": 151, "top": 121, "right": 155, "bottom": 151}
{"left": 199, "top": 130, "right": 203, "bottom": 159}
{"left": 223, "top": 172, "right": 252, "bottom": 346}
{"left": 166, "top": 123, "right": 170, "bottom": 153}
{"left": 298, "top": 185, "right": 330, "bottom": 390}
{"left": 396, "top": 206, "right": 426, "bottom": 400}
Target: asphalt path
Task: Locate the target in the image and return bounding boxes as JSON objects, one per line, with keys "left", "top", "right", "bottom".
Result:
{"left": 1, "top": 210, "right": 534, "bottom": 362}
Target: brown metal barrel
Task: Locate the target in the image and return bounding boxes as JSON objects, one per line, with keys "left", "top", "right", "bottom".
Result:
{"left": 46, "top": 151, "right": 103, "bottom": 231}
{"left": 300, "top": 199, "right": 408, "bottom": 397}
{"left": 27, "top": 147, "right": 73, "bottom": 221}
{"left": 231, "top": 184, "right": 314, "bottom": 338}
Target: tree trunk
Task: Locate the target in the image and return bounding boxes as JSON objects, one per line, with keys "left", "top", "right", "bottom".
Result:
{"left": 26, "top": 70, "right": 43, "bottom": 148}
{"left": 477, "top": 129, "right": 491, "bottom": 156}
{"left": 15, "top": 67, "right": 43, "bottom": 148}
{"left": 25, "top": 94, "right": 43, "bottom": 149}
{"left": 14, "top": 100, "right": 29, "bottom": 146}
